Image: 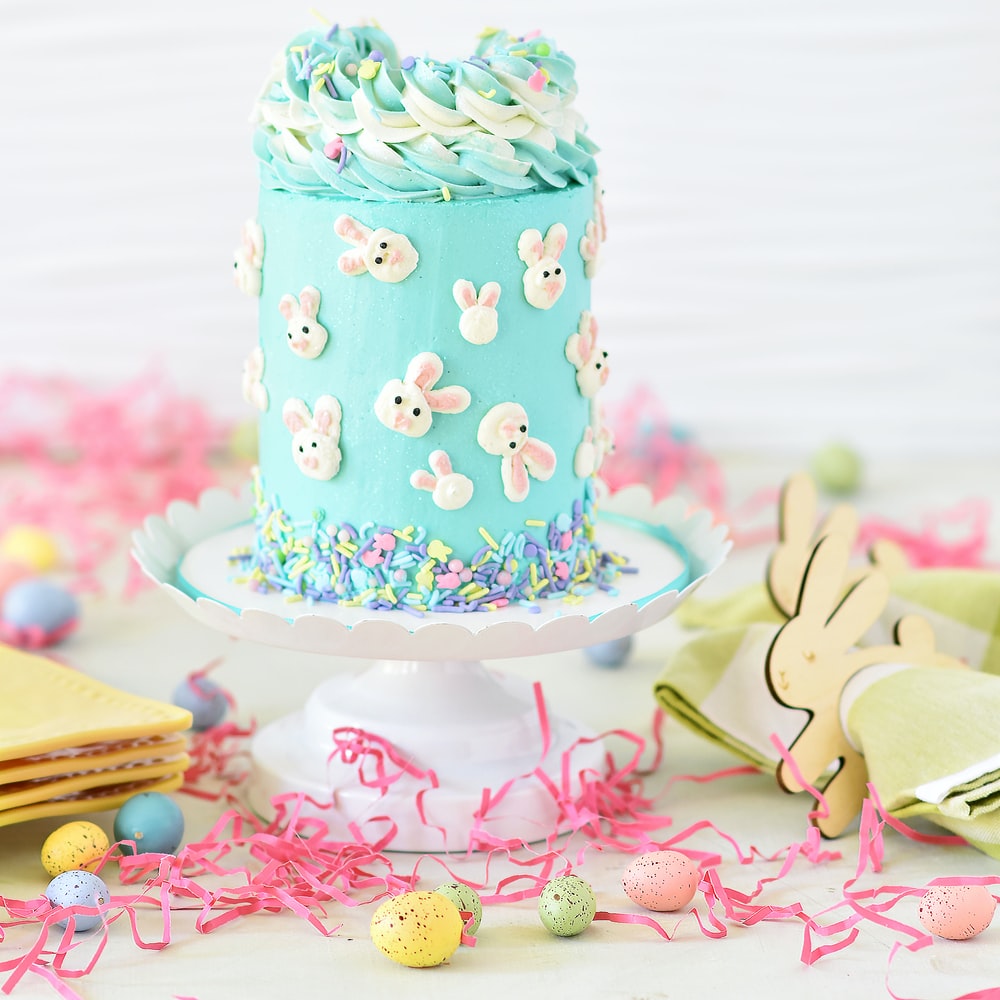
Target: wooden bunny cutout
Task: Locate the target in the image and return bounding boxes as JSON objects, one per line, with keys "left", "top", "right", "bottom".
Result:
{"left": 765, "top": 520, "right": 963, "bottom": 837}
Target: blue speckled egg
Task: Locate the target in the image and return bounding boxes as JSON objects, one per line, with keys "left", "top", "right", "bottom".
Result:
{"left": 585, "top": 634, "right": 633, "bottom": 668}
{"left": 172, "top": 676, "right": 228, "bottom": 731}
{"left": 538, "top": 874, "right": 597, "bottom": 937}
{"left": 45, "top": 870, "right": 110, "bottom": 932}
{"left": 114, "top": 792, "right": 184, "bottom": 855}
{"left": 2, "top": 579, "right": 78, "bottom": 633}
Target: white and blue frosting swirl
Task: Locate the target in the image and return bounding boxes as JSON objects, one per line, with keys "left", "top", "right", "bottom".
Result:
{"left": 252, "top": 24, "right": 598, "bottom": 202}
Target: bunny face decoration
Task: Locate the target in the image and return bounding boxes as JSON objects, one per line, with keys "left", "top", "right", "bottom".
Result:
{"left": 410, "top": 450, "right": 474, "bottom": 511}
{"left": 453, "top": 279, "right": 501, "bottom": 345}
{"left": 282, "top": 395, "right": 343, "bottom": 481}
{"left": 564, "top": 311, "right": 609, "bottom": 398}
{"left": 477, "top": 402, "right": 557, "bottom": 503}
{"left": 374, "top": 352, "right": 471, "bottom": 437}
{"left": 234, "top": 219, "right": 264, "bottom": 297}
{"left": 334, "top": 214, "right": 419, "bottom": 283}
{"left": 279, "top": 286, "right": 328, "bottom": 360}
{"left": 241, "top": 346, "right": 268, "bottom": 412}
{"left": 518, "top": 223, "right": 568, "bottom": 309}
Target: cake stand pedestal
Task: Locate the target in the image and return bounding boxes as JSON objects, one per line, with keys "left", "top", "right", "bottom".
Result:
{"left": 132, "top": 485, "right": 730, "bottom": 851}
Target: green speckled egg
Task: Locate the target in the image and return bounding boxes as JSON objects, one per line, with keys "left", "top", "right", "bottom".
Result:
{"left": 370, "top": 890, "right": 464, "bottom": 967}
{"left": 41, "top": 822, "right": 110, "bottom": 877}
{"left": 538, "top": 874, "right": 597, "bottom": 937}
{"left": 433, "top": 881, "right": 483, "bottom": 935}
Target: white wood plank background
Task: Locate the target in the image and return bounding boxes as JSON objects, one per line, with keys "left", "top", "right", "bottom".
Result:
{"left": 2, "top": 0, "right": 998, "bottom": 459}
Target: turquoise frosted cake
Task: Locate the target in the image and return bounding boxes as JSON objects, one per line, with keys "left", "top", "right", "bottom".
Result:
{"left": 235, "top": 23, "right": 618, "bottom": 614}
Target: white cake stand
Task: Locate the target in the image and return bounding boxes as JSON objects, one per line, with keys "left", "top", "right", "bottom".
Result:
{"left": 132, "top": 484, "right": 730, "bottom": 851}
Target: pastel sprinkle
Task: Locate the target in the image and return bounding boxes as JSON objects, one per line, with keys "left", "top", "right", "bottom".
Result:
{"left": 478, "top": 88, "right": 497, "bottom": 99}
{"left": 323, "top": 137, "right": 345, "bottom": 159}
{"left": 527, "top": 68, "right": 547, "bottom": 92}
{"left": 442, "top": 187, "right": 452, "bottom": 202}
{"left": 427, "top": 539, "right": 452, "bottom": 561}
{"left": 478, "top": 527, "right": 499, "bottom": 550}
{"left": 524, "top": 519, "right": 545, "bottom": 527}
{"left": 401, "top": 56, "right": 416, "bottom": 70}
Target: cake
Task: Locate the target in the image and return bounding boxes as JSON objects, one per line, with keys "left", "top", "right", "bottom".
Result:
{"left": 235, "top": 22, "right": 619, "bottom": 614}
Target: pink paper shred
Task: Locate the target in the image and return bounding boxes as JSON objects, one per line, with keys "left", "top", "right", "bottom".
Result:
{"left": 3, "top": 682, "right": 997, "bottom": 1000}
{"left": 0, "top": 372, "right": 246, "bottom": 597}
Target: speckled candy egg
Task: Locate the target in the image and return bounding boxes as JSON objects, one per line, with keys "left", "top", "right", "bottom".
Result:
{"left": 172, "top": 675, "right": 228, "bottom": 731}
{"left": 538, "top": 874, "right": 597, "bottom": 937}
{"left": 2, "top": 579, "right": 78, "bottom": 633}
{"left": 433, "top": 881, "right": 483, "bottom": 935}
{"left": 585, "top": 635, "right": 634, "bottom": 668}
{"left": 41, "top": 821, "right": 110, "bottom": 877}
{"left": 45, "top": 870, "right": 110, "bottom": 932}
{"left": 918, "top": 884, "right": 997, "bottom": 940}
{"left": 370, "top": 890, "right": 464, "bottom": 967}
{"left": 622, "top": 850, "right": 701, "bottom": 912}
{"left": 113, "top": 792, "right": 184, "bottom": 855}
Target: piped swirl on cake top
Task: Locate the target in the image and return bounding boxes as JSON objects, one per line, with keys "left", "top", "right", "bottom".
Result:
{"left": 252, "top": 23, "right": 598, "bottom": 201}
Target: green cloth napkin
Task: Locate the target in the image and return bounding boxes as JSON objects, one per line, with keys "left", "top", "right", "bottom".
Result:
{"left": 846, "top": 666, "right": 1000, "bottom": 858}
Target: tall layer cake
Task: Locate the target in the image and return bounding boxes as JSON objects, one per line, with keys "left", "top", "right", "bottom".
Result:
{"left": 235, "top": 24, "right": 617, "bottom": 613}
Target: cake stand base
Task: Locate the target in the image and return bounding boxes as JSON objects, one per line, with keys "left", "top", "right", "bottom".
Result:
{"left": 133, "top": 484, "right": 731, "bottom": 851}
{"left": 248, "top": 658, "right": 604, "bottom": 852}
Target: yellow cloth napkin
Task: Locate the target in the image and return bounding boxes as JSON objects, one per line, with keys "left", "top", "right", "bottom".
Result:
{"left": 0, "top": 643, "right": 191, "bottom": 826}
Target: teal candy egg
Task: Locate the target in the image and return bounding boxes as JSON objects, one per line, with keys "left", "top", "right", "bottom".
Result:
{"left": 172, "top": 676, "right": 228, "bottom": 731}
{"left": 114, "top": 792, "right": 184, "bottom": 855}
{"left": 538, "top": 874, "right": 597, "bottom": 937}
{"left": 585, "top": 635, "right": 633, "bottom": 668}
{"left": 45, "top": 870, "right": 110, "bottom": 931}
{"left": 433, "top": 881, "right": 483, "bottom": 935}
{"left": 2, "top": 579, "right": 78, "bottom": 632}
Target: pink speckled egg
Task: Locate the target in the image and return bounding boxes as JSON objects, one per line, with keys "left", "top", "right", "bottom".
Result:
{"left": 918, "top": 884, "right": 997, "bottom": 941}
{"left": 622, "top": 850, "right": 700, "bottom": 912}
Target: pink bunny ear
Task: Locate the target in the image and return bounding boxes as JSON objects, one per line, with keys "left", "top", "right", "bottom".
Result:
{"left": 338, "top": 249, "right": 369, "bottom": 276}
{"left": 409, "top": 470, "right": 437, "bottom": 492}
{"left": 424, "top": 384, "right": 471, "bottom": 414}
{"left": 503, "top": 453, "right": 530, "bottom": 502}
{"left": 278, "top": 294, "right": 297, "bottom": 320}
{"left": 334, "top": 214, "right": 371, "bottom": 247}
{"left": 517, "top": 229, "right": 544, "bottom": 267}
{"left": 478, "top": 281, "right": 501, "bottom": 308}
{"left": 542, "top": 222, "right": 568, "bottom": 260}
{"left": 313, "top": 395, "right": 342, "bottom": 435}
{"left": 428, "top": 450, "right": 453, "bottom": 477}
{"left": 282, "top": 398, "right": 311, "bottom": 434}
{"left": 298, "top": 286, "right": 320, "bottom": 318}
{"left": 404, "top": 351, "right": 444, "bottom": 390}
{"left": 452, "top": 279, "right": 478, "bottom": 310}
{"left": 521, "top": 438, "right": 557, "bottom": 480}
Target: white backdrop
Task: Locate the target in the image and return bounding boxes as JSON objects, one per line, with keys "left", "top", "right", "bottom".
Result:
{"left": 2, "top": 0, "right": 999, "bottom": 459}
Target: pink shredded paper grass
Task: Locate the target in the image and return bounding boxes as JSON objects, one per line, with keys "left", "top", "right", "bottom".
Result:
{"left": 3, "top": 683, "right": 996, "bottom": 1000}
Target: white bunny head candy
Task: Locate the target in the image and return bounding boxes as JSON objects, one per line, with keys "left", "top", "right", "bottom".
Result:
{"left": 452, "top": 279, "right": 501, "bottom": 345}
{"left": 233, "top": 219, "right": 264, "bottom": 297}
{"left": 517, "top": 222, "right": 568, "bottom": 310}
{"left": 564, "top": 311, "right": 609, "bottom": 398}
{"left": 374, "top": 352, "right": 471, "bottom": 438}
{"left": 278, "top": 286, "right": 328, "bottom": 360}
{"left": 282, "top": 395, "right": 343, "bottom": 481}
{"left": 477, "top": 402, "right": 557, "bottom": 503}
{"left": 334, "top": 214, "right": 419, "bottom": 283}
{"left": 241, "top": 346, "right": 268, "bottom": 412}
{"left": 410, "top": 450, "right": 474, "bottom": 511}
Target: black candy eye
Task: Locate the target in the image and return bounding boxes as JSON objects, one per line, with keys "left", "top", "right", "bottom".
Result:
{"left": 595, "top": 362, "right": 602, "bottom": 369}
{"left": 298, "top": 445, "right": 304, "bottom": 452}
{"left": 554, "top": 267, "right": 562, "bottom": 275}
{"left": 311, "top": 441, "right": 317, "bottom": 448}
{"left": 374, "top": 256, "right": 383, "bottom": 264}
{"left": 413, "top": 407, "right": 421, "bottom": 417}
{"left": 287, "top": 332, "right": 292, "bottom": 339}
{"left": 509, "top": 441, "right": 517, "bottom": 449}
{"left": 519, "top": 424, "right": 526, "bottom": 433}
{"left": 301, "top": 325, "right": 309, "bottom": 334}
{"left": 542, "top": 270, "right": 550, "bottom": 278}
{"left": 394, "top": 395, "right": 403, "bottom": 405}
{"left": 379, "top": 241, "right": 388, "bottom": 249}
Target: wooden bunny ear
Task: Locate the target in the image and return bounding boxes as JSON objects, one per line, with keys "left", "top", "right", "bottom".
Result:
{"left": 767, "top": 472, "right": 859, "bottom": 618}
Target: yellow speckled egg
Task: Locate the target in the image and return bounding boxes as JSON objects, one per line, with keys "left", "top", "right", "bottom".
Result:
{"left": 622, "top": 850, "right": 701, "bottom": 912}
{"left": 370, "top": 890, "right": 464, "bottom": 968}
{"left": 0, "top": 525, "right": 60, "bottom": 573}
{"left": 41, "top": 822, "right": 111, "bottom": 877}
